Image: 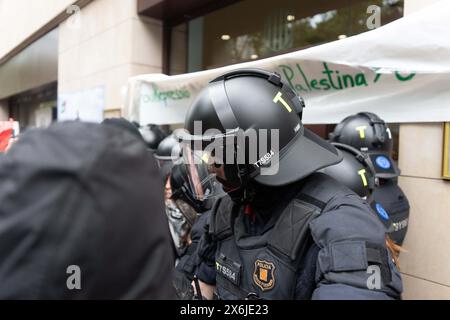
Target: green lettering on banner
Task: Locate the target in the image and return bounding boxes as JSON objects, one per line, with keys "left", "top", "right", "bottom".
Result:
{"left": 373, "top": 72, "right": 382, "bottom": 83}
{"left": 373, "top": 69, "right": 416, "bottom": 83}
{"left": 395, "top": 71, "right": 416, "bottom": 81}
{"left": 278, "top": 62, "right": 416, "bottom": 94}
{"left": 141, "top": 83, "right": 191, "bottom": 106}
{"left": 279, "top": 64, "right": 309, "bottom": 93}
{"left": 355, "top": 73, "right": 368, "bottom": 87}
{"left": 296, "top": 64, "right": 312, "bottom": 91}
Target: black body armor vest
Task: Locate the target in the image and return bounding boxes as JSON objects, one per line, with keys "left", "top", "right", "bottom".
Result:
{"left": 210, "top": 173, "right": 354, "bottom": 300}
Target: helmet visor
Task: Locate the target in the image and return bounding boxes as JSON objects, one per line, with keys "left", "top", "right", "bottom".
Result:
{"left": 181, "top": 144, "right": 226, "bottom": 200}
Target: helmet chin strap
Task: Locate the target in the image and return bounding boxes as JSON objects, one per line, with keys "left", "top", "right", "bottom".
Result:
{"left": 221, "top": 162, "right": 256, "bottom": 204}
{"left": 225, "top": 182, "right": 257, "bottom": 205}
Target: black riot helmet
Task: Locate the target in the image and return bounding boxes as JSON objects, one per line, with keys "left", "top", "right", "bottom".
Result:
{"left": 155, "top": 135, "right": 219, "bottom": 211}
{"left": 320, "top": 143, "right": 376, "bottom": 198}
{"left": 175, "top": 68, "right": 342, "bottom": 201}
{"left": 170, "top": 164, "right": 214, "bottom": 216}
{"left": 140, "top": 124, "right": 169, "bottom": 151}
{"left": 154, "top": 134, "right": 182, "bottom": 179}
{"left": 329, "top": 112, "right": 393, "bottom": 153}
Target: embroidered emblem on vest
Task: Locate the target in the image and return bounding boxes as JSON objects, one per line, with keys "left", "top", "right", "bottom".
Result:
{"left": 253, "top": 259, "right": 276, "bottom": 291}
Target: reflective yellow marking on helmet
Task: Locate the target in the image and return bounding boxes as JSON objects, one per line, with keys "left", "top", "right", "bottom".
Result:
{"left": 201, "top": 153, "right": 210, "bottom": 163}
{"left": 358, "top": 169, "right": 368, "bottom": 187}
{"left": 355, "top": 126, "right": 367, "bottom": 139}
{"left": 273, "top": 92, "right": 292, "bottom": 113}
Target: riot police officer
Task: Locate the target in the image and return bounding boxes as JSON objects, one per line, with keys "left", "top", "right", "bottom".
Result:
{"left": 155, "top": 135, "right": 217, "bottom": 299}
{"left": 329, "top": 112, "right": 410, "bottom": 245}
{"left": 140, "top": 123, "right": 170, "bottom": 151}
{"left": 155, "top": 135, "right": 192, "bottom": 259}
{"left": 329, "top": 112, "right": 392, "bottom": 153}
{"left": 154, "top": 135, "right": 219, "bottom": 256}
{"left": 176, "top": 69, "right": 403, "bottom": 300}
{"left": 319, "top": 143, "right": 402, "bottom": 264}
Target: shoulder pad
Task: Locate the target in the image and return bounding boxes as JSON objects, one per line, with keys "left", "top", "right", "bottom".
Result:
{"left": 309, "top": 182, "right": 402, "bottom": 298}
{"left": 268, "top": 172, "right": 355, "bottom": 261}
{"left": 299, "top": 172, "right": 356, "bottom": 210}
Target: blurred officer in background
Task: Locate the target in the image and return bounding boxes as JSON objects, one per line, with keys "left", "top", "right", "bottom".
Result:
{"left": 177, "top": 69, "right": 403, "bottom": 300}
{"left": 319, "top": 142, "right": 402, "bottom": 264}
{"left": 140, "top": 123, "right": 170, "bottom": 151}
{"left": 154, "top": 135, "right": 219, "bottom": 258}
{"left": 154, "top": 135, "right": 219, "bottom": 299}
{"left": 320, "top": 142, "right": 376, "bottom": 199}
{"left": 329, "top": 112, "right": 410, "bottom": 245}
{"left": 0, "top": 120, "right": 174, "bottom": 299}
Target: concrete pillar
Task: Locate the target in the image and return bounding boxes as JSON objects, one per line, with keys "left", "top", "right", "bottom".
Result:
{"left": 57, "top": 0, "right": 163, "bottom": 118}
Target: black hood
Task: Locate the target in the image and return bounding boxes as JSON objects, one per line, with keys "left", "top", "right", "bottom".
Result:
{"left": 0, "top": 121, "right": 174, "bottom": 299}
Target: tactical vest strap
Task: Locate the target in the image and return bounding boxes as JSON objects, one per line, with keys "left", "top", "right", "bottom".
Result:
{"left": 296, "top": 193, "right": 326, "bottom": 211}
{"left": 179, "top": 244, "right": 199, "bottom": 276}
{"left": 216, "top": 275, "right": 248, "bottom": 299}
{"left": 209, "top": 196, "right": 235, "bottom": 241}
{"left": 268, "top": 173, "right": 342, "bottom": 262}
{"left": 268, "top": 198, "right": 320, "bottom": 261}
{"left": 366, "top": 242, "right": 392, "bottom": 284}
{"left": 216, "top": 274, "right": 263, "bottom": 300}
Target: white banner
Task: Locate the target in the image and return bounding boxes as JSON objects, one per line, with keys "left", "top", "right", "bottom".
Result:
{"left": 58, "top": 86, "right": 105, "bottom": 123}
{"left": 125, "top": 1, "right": 450, "bottom": 125}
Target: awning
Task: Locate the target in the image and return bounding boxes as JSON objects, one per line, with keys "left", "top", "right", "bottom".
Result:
{"left": 125, "top": 0, "right": 450, "bottom": 125}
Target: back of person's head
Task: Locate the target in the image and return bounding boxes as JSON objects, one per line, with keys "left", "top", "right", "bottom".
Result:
{"left": 0, "top": 121, "right": 174, "bottom": 299}
{"left": 102, "top": 117, "right": 144, "bottom": 141}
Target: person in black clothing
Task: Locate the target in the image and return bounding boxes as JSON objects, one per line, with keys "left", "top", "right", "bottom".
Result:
{"left": 0, "top": 120, "right": 174, "bottom": 299}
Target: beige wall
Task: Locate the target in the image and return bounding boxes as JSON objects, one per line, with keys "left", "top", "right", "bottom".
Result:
{"left": 398, "top": 124, "right": 450, "bottom": 299}
{"left": 398, "top": 0, "right": 450, "bottom": 300}
{"left": 0, "top": 0, "right": 76, "bottom": 60}
{"left": 58, "top": 0, "right": 163, "bottom": 115}
{"left": 170, "top": 23, "right": 187, "bottom": 75}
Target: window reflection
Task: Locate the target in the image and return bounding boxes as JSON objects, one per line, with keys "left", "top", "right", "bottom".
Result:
{"left": 184, "top": 0, "right": 403, "bottom": 71}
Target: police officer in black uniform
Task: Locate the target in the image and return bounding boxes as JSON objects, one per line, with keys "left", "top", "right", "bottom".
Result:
{"left": 176, "top": 69, "right": 403, "bottom": 300}
{"left": 155, "top": 134, "right": 219, "bottom": 258}
{"left": 155, "top": 135, "right": 196, "bottom": 259}
{"left": 329, "top": 112, "right": 410, "bottom": 245}
{"left": 154, "top": 135, "right": 217, "bottom": 299}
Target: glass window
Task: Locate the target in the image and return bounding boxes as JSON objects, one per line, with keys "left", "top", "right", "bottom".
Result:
{"left": 183, "top": 0, "right": 403, "bottom": 72}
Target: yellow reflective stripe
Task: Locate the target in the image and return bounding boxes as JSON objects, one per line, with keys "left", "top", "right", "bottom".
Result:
{"left": 355, "top": 126, "right": 367, "bottom": 139}
{"left": 201, "top": 153, "right": 209, "bottom": 163}
{"left": 358, "top": 169, "right": 368, "bottom": 187}
{"left": 273, "top": 91, "right": 292, "bottom": 113}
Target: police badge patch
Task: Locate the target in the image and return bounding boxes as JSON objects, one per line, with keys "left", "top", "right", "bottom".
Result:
{"left": 253, "top": 259, "right": 276, "bottom": 291}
